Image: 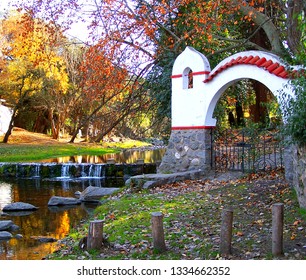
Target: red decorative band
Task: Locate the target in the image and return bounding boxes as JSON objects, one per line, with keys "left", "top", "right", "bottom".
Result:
{"left": 171, "top": 71, "right": 210, "bottom": 78}
{"left": 171, "top": 74, "right": 183, "bottom": 78}
{"left": 192, "top": 71, "right": 210, "bottom": 76}
{"left": 172, "top": 126, "right": 216, "bottom": 130}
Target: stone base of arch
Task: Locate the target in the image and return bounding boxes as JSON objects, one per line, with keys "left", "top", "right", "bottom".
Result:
{"left": 158, "top": 128, "right": 213, "bottom": 173}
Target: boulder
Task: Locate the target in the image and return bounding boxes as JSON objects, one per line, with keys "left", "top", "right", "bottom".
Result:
{"left": 48, "top": 204, "right": 80, "bottom": 212}
{"left": 74, "top": 191, "right": 82, "bottom": 198}
{"left": 2, "top": 202, "right": 38, "bottom": 212}
{"left": 125, "top": 170, "right": 204, "bottom": 189}
{"left": 79, "top": 186, "right": 120, "bottom": 202}
{"left": 15, "top": 234, "right": 23, "bottom": 239}
{"left": 0, "top": 231, "right": 13, "bottom": 240}
{"left": 48, "top": 196, "right": 81, "bottom": 206}
{"left": 0, "top": 211, "right": 9, "bottom": 216}
{"left": 3, "top": 210, "right": 36, "bottom": 217}
{"left": 30, "top": 236, "right": 57, "bottom": 243}
{"left": 0, "top": 220, "right": 14, "bottom": 231}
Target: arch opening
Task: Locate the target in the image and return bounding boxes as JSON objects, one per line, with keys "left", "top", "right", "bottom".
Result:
{"left": 212, "top": 79, "right": 281, "bottom": 129}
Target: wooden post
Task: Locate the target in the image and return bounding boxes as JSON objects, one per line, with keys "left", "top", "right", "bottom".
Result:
{"left": 151, "top": 212, "right": 166, "bottom": 252}
{"left": 220, "top": 208, "right": 233, "bottom": 256}
{"left": 272, "top": 203, "right": 284, "bottom": 256}
{"left": 87, "top": 220, "right": 104, "bottom": 250}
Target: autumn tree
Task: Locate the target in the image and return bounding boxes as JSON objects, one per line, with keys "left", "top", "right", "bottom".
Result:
{"left": 14, "top": 0, "right": 306, "bottom": 135}
{"left": 68, "top": 42, "right": 149, "bottom": 143}
{"left": 0, "top": 12, "right": 69, "bottom": 142}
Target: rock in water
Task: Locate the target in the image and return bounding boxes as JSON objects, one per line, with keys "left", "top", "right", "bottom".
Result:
{"left": 30, "top": 236, "right": 58, "bottom": 243}
{"left": 48, "top": 196, "right": 81, "bottom": 206}
{"left": 0, "top": 231, "right": 13, "bottom": 240}
{"left": 0, "top": 220, "right": 14, "bottom": 231}
{"left": 2, "top": 202, "right": 38, "bottom": 212}
{"left": 79, "top": 186, "right": 119, "bottom": 202}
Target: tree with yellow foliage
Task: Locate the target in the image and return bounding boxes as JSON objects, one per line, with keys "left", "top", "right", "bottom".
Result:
{"left": 0, "top": 12, "right": 69, "bottom": 142}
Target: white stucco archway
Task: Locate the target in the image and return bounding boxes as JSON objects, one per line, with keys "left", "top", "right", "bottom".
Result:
{"left": 171, "top": 47, "right": 296, "bottom": 129}
{"left": 159, "top": 47, "right": 299, "bottom": 173}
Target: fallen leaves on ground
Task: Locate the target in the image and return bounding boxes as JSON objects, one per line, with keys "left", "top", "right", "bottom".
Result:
{"left": 47, "top": 169, "right": 306, "bottom": 260}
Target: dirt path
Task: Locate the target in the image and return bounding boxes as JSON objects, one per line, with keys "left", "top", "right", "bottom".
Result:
{"left": 0, "top": 127, "right": 82, "bottom": 145}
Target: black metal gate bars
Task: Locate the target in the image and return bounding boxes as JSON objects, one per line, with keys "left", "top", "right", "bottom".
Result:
{"left": 211, "top": 128, "right": 284, "bottom": 173}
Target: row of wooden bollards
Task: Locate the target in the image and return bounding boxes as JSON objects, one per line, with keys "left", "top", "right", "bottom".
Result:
{"left": 85, "top": 212, "right": 167, "bottom": 252}
{"left": 220, "top": 203, "right": 284, "bottom": 256}
{"left": 86, "top": 203, "right": 285, "bottom": 257}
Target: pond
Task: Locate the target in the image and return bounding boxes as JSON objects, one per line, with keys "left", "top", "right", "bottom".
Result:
{"left": 0, "top": 178, "right": 115, "bottom": 260}
{"left": 0, "top": 148, "right": 165, "bottom": 260}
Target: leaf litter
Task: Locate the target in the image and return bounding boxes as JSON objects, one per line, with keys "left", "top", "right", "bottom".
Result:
{"left": 47, "top": 169, "right": 306, "bottom": 260}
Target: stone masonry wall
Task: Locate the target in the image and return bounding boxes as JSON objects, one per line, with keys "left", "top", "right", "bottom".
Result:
{"left": 284, "top": 144, "right": 306, "bottom": 209}
{"left": 158, "top": 129, "right": 212, "bottom": 173}
{"left": 292, "top": 145, "right": 306, "bottom": 208}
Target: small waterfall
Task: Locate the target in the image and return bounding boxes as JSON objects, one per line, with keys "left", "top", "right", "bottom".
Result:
{"left": 80, "top": 165, "right": 85, "bottom": 177}
{"left": 0, "top": 162, "right": 156, "bottom": 179}
{"left": 88, "top": 164, "right": 102, "bottom": 178}
{"left": 33, "top": 164, "right": 40, "bottom": 178}
{"left": 60, "top": 164, "right": 71, "bottom": 178}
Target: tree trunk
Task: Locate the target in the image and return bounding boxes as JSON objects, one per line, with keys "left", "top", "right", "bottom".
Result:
{"left": 48, "top": 108, "right": 60, "bottom": 140}
{"left": 235, "top": 102, "right": 244, "bottom": 127}
{"left": 69, "top": 120, "right": 87, "bottom": 143}
{"left": 248, "top": 27, "right": 270, "bottom": 125}
{"left": 287, "top": 0, "right": 304, "bottom": 55}
{"left": 237, "top": 1, "right": 284, "bottom": 56}
{"left": 250, "top": 81, "right": 269, "bottom": 124}
{"left": 94, "top": 114, "right": 127, "bottom": 142}
{"left": 2, "top": 108, "right": 17, "bottom": 143}
{"left": 3, "top": 117, "right": 15, "bottom": 143}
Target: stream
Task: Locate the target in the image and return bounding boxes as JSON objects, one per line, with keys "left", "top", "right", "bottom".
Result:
{"left": 0, "top": 148, "right": 165, "bottom": 260}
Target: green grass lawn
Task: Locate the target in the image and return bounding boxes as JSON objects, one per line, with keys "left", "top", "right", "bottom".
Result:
{"left": 0, "top": 140, "right": 151, "bottom": 162}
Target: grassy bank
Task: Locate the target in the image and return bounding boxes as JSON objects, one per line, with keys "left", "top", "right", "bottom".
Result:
{"left": 0, "top": 140, "right": 151, "bottom": 162}
{"left": 47, "top": 171, "right": 306, "bottom": 260}
{"left": 0, "top": 143, "right": 121, "bottom": 162}
{"left": 0, "top": 128, "right": 151, "bottom": 162}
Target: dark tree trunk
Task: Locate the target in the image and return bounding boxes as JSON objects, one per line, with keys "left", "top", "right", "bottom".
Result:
{"left": 2, "top": 108, "right": 17, "bottom": 143}
{"left": 287, "top": 0, "right": 304, "bottom": 55}
{"left": 249, "top": 81, "right": 269, "bottom": 125}
{"left": 3, "top": 119, "right": 14, "bottom": 143}
{"left": 248, "top": 28, "right": 270, "bottom": 125}
{"left": 235, "top": 102, "right": 244, "bottom": 127}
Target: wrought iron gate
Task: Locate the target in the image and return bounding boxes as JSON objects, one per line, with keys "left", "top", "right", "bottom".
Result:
{"left": 211, "top": 128, "right": 284, "bottom": 173}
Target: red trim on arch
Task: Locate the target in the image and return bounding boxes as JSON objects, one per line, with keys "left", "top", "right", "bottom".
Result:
{"left": 203, "top": 55, "right": 291, "bottom": 83}
{"left": 171, "top": 71, "right": 210, "bottom": 79}
{"left": 172, "top": 126, "right": 215, "bottom": 130}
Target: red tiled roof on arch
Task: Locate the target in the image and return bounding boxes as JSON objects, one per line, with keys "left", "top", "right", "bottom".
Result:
{"left": 203, "top": 55, "right": 290, "bottom": 83}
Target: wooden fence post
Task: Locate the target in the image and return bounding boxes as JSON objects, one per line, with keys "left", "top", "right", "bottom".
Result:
{"left": 220, "top": 208, "right": 233, "bottom": 256}
{"left": 272, "top": 203, "right": 284, "bottom": 256}
{"left": 151, "top": 212, "right": 166, "bottom": 252}
{"left": 87, "top": 220, "right": 104, "bottom": 250}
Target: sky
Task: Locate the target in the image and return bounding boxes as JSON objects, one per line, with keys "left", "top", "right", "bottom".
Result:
{"left": 0, "top": 0, "right": 12, "bottom": 13}
{"left": 0, "top": 0, "right": 91, "bottom": 42}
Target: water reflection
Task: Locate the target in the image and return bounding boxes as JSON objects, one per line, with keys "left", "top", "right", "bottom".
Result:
{"left": 0, "top": 182, "right": 12, "bottom": 209}
{"left": 39, "top": 148, "right": 165, "bottom": 164}
{"left": 0, "top": 178, "right": 109, "bottom": 260}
